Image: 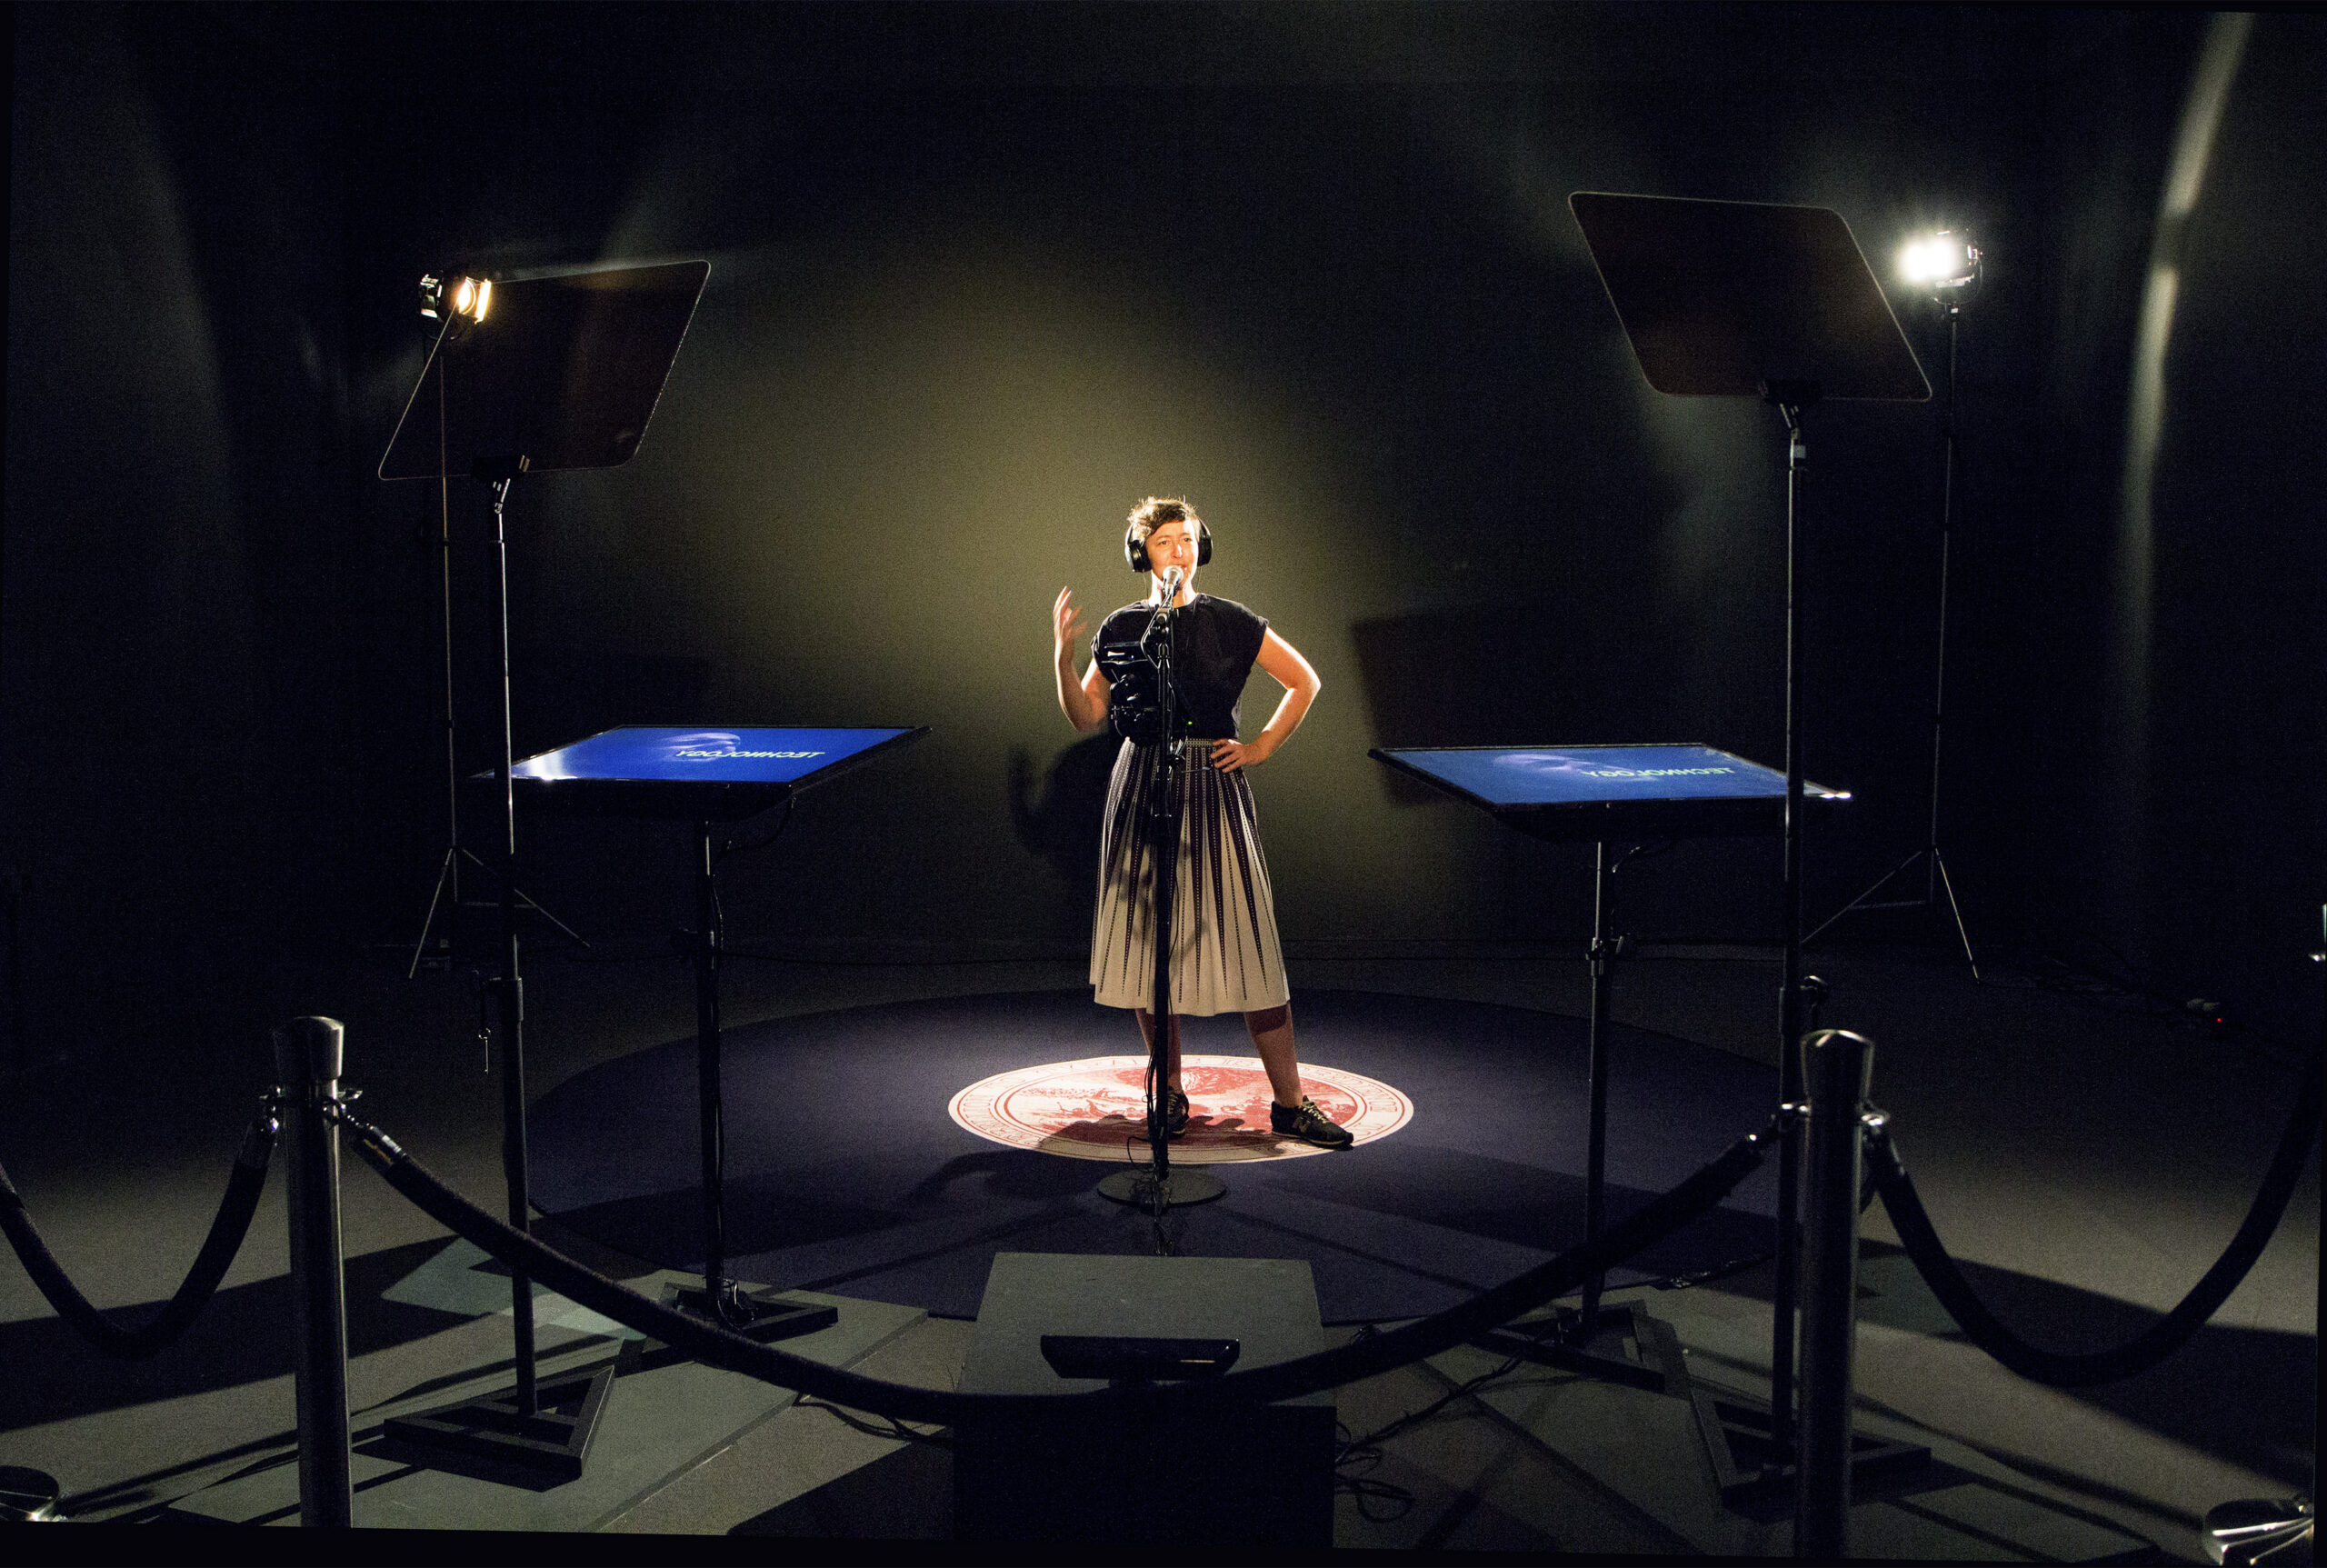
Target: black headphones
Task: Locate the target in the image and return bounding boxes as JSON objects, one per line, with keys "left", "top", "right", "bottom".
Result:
{"left": 1124, "top": 516, "right": 1214, "bottom": 573}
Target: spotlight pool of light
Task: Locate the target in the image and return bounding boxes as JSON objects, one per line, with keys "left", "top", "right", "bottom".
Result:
{"left": 1899, "top": 231, "right": 1981, "bottom": 294}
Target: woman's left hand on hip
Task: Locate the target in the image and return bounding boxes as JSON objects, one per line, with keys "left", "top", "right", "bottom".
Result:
{"left": 1210, "top": 737, "right": 1273, "bottom": 773}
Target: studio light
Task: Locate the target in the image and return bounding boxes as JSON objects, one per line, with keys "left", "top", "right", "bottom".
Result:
{"left": 1897, "top": 231, "right": 1981, "bottom": 297}
{"left": 417, "top": 273, "right": 493, "bottom": 324}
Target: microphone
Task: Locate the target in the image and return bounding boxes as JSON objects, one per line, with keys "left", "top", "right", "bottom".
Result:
{"left": 1160, "top": 565, "right": 1185, "bottom": 605}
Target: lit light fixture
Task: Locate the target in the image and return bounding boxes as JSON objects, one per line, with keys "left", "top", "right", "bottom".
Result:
{"left": 417, "top": 273, "right": 493, "bottom": 325}
{"left": 1897, "top": 231, "right": 1981, "bottom": 297}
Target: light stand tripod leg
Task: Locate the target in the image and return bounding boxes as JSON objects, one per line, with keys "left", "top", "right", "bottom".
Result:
{"left": 454, "top": 846, "right": 594, "bottom": 951}
{"left": 405, "top": 844, "right": 460, "bottom": 981}
{"left": 1932, "top": 850, "right": 1981, "bottom": 981}
{"left": 1802, "top": 846, "right": 1930, "bottom": 948}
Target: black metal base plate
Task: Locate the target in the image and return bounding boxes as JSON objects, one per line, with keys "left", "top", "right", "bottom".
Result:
{"left": 1095, "top": 1166, "right": 1227, "bottom": 1206}
{"left": 614, "top": 1283, "right": 840, "bottom": 1375}
{"left": 669, "top": 1285, "right": 839, "bottom": 1342}
{"left": 1691, "top": 1385, "right": 1931, "bottom": 1508}
{"left": 380, "top": 1363, "right": 614, "bottom": 1483}
{"left": 1471, "top": 1303, "right": 1678, "bottom": 1394}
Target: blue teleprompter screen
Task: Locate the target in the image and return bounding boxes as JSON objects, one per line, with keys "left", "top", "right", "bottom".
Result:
{"left": 1373, "top": 744, "right": 1846, "bottom": 809}
{"left": 511, "top": 726, "right": 916, "bottom": 786}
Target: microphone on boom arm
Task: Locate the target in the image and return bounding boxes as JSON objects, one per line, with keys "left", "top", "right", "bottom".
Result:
{"left": 1159, "top": 565, "right": 1185, "bottom": 608}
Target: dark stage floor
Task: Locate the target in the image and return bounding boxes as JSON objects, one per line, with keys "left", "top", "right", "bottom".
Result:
{"left": 0, "top": 944, "right": 2313, "bottom": 1553}
{"left": 528, "top": 988, "right": 1783, "bottom": 1322}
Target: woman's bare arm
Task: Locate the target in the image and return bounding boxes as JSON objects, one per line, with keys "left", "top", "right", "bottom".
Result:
{"left": 1212, "top": 628, "right": 1319, "bottom": 772}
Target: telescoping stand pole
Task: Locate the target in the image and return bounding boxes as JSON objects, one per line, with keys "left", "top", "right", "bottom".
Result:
{"left": 1767, "top": 386, "right": 1815, "bottom": 1473}
{"left": 381, "top": 467, "right": 614, "bottom": 1480}
{"left": 672, "top": 818, "right": 838, "bottom": 1340}
{"left": 275, "top": 1016, "right": 352, "bottom": 1529}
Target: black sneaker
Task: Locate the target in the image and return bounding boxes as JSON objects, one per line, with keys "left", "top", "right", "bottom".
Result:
{"left": 1161, "top": 1086, "right": 1190, "bottom": 1139}
{"left": 1270, "top": 1096, "right": 1353, "bottom": 1150}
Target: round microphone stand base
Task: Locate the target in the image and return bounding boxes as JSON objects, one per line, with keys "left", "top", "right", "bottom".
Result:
{"left": 0, "top": 1466, "right": 63, "bottom": 1523}
{"left": 1095, "top": 1166, "right": 1226, "bottom": 1207}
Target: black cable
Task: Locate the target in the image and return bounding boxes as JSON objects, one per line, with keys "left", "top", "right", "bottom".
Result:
{"left": 716, "top": 795, "right": 796, "bottom": 866}
{"left": 1865, "top": 1043, "right": 2321, "bottom": 1387}
{"left": 0, "top": 1108, "right": 278, "bottom": 1360}
{"left": 795, "top": 1396, "right": 954, "bottom": 1449}
{"left": 1610, "top": 840, "right": 1675, "bottom": 874}
{"left": 340, "top": 1107, "right": 1777, "bottom": 1423}
{"left": 1337, "top": 1345, "right": 1528, "bottom": 1457}
{"left": 1333, "top": 1428, "right": 1414, "bottom": 1522}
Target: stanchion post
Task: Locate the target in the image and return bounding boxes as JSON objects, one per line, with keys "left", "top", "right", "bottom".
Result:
{"left": 274, "top": 1015, "right": 352, "bottom": 1530}
{"left": 1794, "top": 1027, "right": 1873, "bottom": 1559}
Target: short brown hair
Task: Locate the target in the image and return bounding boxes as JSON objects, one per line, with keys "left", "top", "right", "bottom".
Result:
{"left": 1126, "top": 495, "right": 1202, "bottom": 543}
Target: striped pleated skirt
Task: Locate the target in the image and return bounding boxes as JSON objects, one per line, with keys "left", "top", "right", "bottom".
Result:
{"left": 1090, "top": 740, "right": 1291, "bottom": 1017}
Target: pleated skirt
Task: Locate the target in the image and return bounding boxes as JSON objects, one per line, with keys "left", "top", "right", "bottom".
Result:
{"left": 1090, "top": 740, "right": 1291, "bottom": 1017}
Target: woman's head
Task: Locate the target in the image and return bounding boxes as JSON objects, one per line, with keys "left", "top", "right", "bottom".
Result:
{"left": 1124, "top": 496, "right": 1212, "bottom": 585}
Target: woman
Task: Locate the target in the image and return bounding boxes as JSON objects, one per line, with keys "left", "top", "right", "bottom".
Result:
{"left": 1051, "top": 497, "right": 1352, "bottom": 1149}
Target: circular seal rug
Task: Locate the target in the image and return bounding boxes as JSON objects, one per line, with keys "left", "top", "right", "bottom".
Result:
{"left": 947, "top": 1054, "right": 1413, "bottom": 1163}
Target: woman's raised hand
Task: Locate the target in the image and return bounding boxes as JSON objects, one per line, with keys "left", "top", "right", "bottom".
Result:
{"left": 1054, "top": 586, "right": 1085, "bottom": 664}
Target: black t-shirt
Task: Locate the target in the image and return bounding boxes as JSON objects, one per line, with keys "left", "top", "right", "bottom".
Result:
{"left": 1094, "top": 594, "right": 1271, "bottom": 740}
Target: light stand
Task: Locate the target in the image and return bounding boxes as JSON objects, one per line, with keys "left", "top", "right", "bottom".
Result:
{"left": 374, "top": 260, "right": 711, "bottom": 1481}
{"left": 1805, "top": 239, "right": 1983, "bottom": 975}
{"left": 400, "top": 321, "right": 585, "bottom": 983}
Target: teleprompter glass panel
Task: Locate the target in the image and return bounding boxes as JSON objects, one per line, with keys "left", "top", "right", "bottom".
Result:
{"left": 511, "top": 726, "right": 916, "bottom": 786}
{"left": 1372, "top": 744, "right": 1847, "bottom": 810}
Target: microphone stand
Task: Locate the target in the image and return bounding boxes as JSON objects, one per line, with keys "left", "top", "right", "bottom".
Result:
{"left": 1097, "top": 572, "right": 1223, "bottom": 1213}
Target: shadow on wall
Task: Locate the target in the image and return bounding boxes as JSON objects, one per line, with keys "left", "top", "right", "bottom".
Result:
{"left": 507, "top": 647, "right": 714, "bottom": 755}
{"left": 1008, "top": 733, "right": 1120, "bottom": 914}
{"left": 1352, "top": 605, "right": 1684, "bottom": 804}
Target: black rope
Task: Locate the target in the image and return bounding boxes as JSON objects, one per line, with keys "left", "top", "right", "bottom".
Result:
{"left": 342, "top": 1110, "right": 1776, "bottom": 1423}
{"left": 0, "top": 1107, "right": 278, "bottom": 1360}
{"left": 1865, "top": 1044, "right": 2322, "bottom": 1388}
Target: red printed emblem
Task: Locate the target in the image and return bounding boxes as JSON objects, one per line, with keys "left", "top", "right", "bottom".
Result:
{"left": 948, "top": 1054, "right": 1412, "bottom": 1164}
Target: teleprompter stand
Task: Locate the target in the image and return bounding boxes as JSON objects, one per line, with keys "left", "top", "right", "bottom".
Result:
{"left": 1569, "top": 192, "right": 1931, "bottom": 1513}
{"left": 1094, "top": 590, "right": 1226, "bottom": 1213}
{"left": 1371, "top": 746, "right": 1854, "bottom": 1406}
{"left": 375, "top": 260, "right": 710, "bottom": 1480}
{"left": 493, "top": 725, "right": 926, "bottom": 1353}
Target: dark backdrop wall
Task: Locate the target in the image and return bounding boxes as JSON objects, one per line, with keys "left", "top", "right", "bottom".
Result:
{"left": 6, "top": 3, "right": 2322, "bottom": 1070}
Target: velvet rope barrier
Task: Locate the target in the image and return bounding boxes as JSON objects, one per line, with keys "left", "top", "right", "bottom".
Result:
{"left": 343, "top": 1110, "right": 1779, "bottom": 1423}
{"left": 1865, "top": 1044, "right": 2321, "bottom": 1388}
{"left": 0, "top": 1107, "right": 278, "bottom": 1360}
